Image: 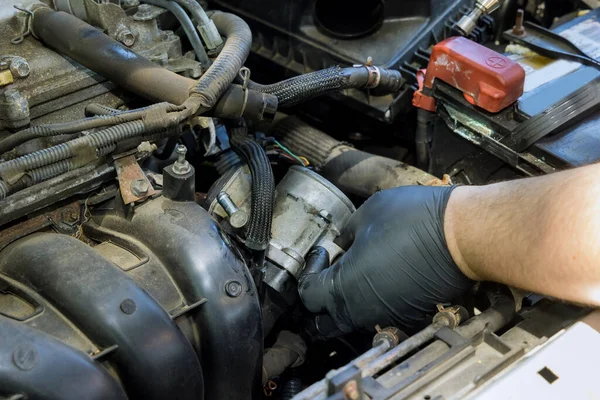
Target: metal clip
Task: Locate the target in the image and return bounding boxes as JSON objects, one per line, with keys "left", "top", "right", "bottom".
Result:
{"left": 238, "top": 67, "right": 251, "bottom": 117}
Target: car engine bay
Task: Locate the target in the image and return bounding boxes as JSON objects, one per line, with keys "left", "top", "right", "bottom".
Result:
{"left": 1, "top": 0, "right": 600, "bottom": 398}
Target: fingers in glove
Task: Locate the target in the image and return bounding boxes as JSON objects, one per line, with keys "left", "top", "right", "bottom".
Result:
{"left": 298, "top": 247, "right": 331, "bottom": 313}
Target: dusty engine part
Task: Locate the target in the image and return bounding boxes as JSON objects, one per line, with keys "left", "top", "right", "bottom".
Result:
{"left": 0, "top": 0, "right": 596, "bottom": 398}
{"left": 208, "top": 165, "right": 354, "bottom": 332}
{"left": 210, "top": 165, "right": 354, "bottom": 278}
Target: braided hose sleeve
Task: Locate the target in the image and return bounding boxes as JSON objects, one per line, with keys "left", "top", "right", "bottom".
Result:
{"left": 244, "top": 66, "right": 402, "bottom": 107}
{"left": 230, "top": 125, "right": 275, "bottom": 251}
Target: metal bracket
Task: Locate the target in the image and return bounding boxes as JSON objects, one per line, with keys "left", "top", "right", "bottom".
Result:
{"left": 114, "top": 155, "right": 156, "bottom": 205}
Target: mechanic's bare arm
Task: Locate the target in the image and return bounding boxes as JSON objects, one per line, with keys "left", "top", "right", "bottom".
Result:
{"left": 446, "top": 163, "right": 600, "bottom": 306}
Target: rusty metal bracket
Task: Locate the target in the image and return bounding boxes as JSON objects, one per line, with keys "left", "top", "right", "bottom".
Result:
{"left": 114, "top": 155, "right": 156, "bottom": 204}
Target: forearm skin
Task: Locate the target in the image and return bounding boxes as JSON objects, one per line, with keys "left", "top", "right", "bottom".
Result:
{"left": 445, "top": 163, "right": 600, "bottom": 306}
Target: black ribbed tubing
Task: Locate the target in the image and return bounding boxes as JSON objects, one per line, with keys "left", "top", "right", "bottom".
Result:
{"left": 229, "top": 124, "right": 274, "bottom": 251}
{"left": 0, "top": 103, "right": 181, "bottom": 156}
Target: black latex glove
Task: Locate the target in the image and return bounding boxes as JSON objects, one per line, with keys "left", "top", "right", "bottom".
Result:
{"left": 298, "top": 186, "right": 474, "bottom": 339}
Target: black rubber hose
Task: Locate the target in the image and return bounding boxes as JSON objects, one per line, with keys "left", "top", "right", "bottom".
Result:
{"left": 281, "top": 377, "right": 303, "bottom": 400}
{"left": 186, "top": 11, "right": 252, "bottom": 114}
{"left": 240, "top": 66, "right": 402, "bottom": 107}
{"left": 229, "top": 123, "right": 274, "bottom": 251}
{"left": 416, "top": 108, "right": 433, "bottom": 170}
{"left": 141, "top": 0, "right": 210, "bottom": 66}
{"left": 275, "top": 117, "right": 436, "bottom": 197}
{"left": 0, "top": 103, "right": 180, "bottom": 156}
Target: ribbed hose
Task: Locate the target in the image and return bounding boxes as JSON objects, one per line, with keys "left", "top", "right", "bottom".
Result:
{"left": 241, "top": 66, "right": 402, "bottom": 107}
{"left": 141, "top": 0, "right": 210, "bottom": 66}
{"left": 185, "top": 12, "right": 252, "bottom": 115}
{"left": 275, "top": 117, "right": 436, "bottom": 197}
{"left": 229, "top": 124, "right": 274, "bottom": 251}
{"left": 281, "top": 377, "right": 302, "bottom": 400}
{"left": 214, "top": 149, "right": 242, "bottom": 175}
{"left": 0, "top": 120, "right": 153, "bottom": 197}
{"left": 0, "top": 102, "right": 180, "bottom": 156}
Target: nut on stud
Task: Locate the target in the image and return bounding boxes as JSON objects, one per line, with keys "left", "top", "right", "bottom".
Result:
{"left": 172, "top": 144, "right": 192, "bottom": 175}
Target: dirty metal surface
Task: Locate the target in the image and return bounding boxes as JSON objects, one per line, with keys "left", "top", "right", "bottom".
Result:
{"left": 114, "top": 154, "right": 156, "bottom": 204}
{"left": 0, "top": 201, "right": 81, "bottom": 252}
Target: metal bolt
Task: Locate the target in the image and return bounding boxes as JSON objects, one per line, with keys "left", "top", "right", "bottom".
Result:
{"left": 117, "top": 28, "right": 136, "bottom": 47}
{"left": 342, "top": 380, "right": 360, "bottom": 400}
{"left": 217, "top": 192, "right": 248, "bottom": 229}
{"left": 120, "top": 298, "right": 136, "bottom": 314}
{"left": 172, "top": 144, "right": 192, "bottom": 175}
{"left": 225, "top": 280, "right": 243, "bottom": 297}
{"left": 130, "top": 178, "right": 150, "bottom": 196}
{"left": 512, "top": 9, "right": 526, "bottom": 36}
{"left": 162, "top": 30, "right": 176, "bottom": 41}
{"left": 4, "top": 88, "right": 21, "bottom": 101}
{"left": 9, "top": 57, "right": 30, "bottom": 79}
{"left": 134, "top": 3, "right": 155, "bottom": 21}
{"left": 318, "top": 209, "right": 333, "bottom": 222}
{"left": 121, "top": 0, "right": 140, "bottom": 6}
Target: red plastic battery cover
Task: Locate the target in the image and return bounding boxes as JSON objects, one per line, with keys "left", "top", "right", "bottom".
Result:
{"left": 412, "top": 37, "right": 525, "bottom": 113}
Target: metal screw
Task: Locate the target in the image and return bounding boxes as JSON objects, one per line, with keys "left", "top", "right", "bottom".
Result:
{"left": 225, "top": 280, "right": 242, "bottom": 297}
{"left": 130, "top": 178, "right": 150, "bottom": 196}
{"left": 512, "top": 9, "right": 526, "bottom": 36}
{"left": 342, "top": 380, "right": 360, "bottom": 400}
{"left": 120, "top": 298, "right": 136, "bottom": 314}
{"left": 9, "top": 57, "right": 30, "bottom": 78}
{"left": 172, "top": 144, "right": 192, "bottom": 175}
{"left": 217, "top": 192, "right": 248, "bottom": 229}
{"left": 117, "top": 28, "right": 136, "bottom": 47}
{"left": 12, "top": 344, "right": 38, "bottom": 371}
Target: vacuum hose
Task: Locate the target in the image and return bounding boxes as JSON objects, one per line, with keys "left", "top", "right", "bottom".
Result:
{"left": 229, "top": 123, "right": 275, "bottom": 251}
{"left": 275, "top": 117, "right": 436, "bottom": 197}
{"left": 243, "top": 66, "right": 403, "bottom": 107}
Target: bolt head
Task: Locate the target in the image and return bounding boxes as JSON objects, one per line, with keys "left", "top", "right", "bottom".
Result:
{"left": 4, "top": 88, "right": 21, "bottom": 101}
{"left": 134, "top": 4, "right": 154, "bottom": 20}
{"left": 175, "top": 144, "right": 187, "bottom": 156}
{"left": 117, "top": 29, "right": 136, "bottom": 47}
{"left": 225, "top": 280, "right": 242, "bottom": 297}
{"left": 130, "top": 178, "right": 150, "bottom": 196}
{"left": 9, "top": 59, "right": 30, "bottom": 78}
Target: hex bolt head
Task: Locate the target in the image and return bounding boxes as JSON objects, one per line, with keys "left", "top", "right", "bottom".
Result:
{"left": 4, "top": 88, "right": 21, "bottom": 101}
{"left": 130, "top": 178, "right": 150, "bottom": 196}
{"left": 117, "top": 29, "right": 136, "bottom": 47}
{"left": 9, "top": 58, "right": 30, "bottom": 79}
{"left": 134, "top": 4, "right": 154, "bottom": 21}
{"left": 225, "top": 280, "right": 242, "bottom": 297}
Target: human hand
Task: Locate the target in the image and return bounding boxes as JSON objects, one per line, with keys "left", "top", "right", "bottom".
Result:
{"left": 298, "top": 186, "right": 474, "bottom": 338}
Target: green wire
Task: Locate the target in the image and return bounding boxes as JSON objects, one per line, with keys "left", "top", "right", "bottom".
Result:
{"left": 273, "top": 139, "right": 305, "bottom": 166}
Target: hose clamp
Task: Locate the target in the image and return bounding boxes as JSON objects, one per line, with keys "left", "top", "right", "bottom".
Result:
{"left": 364, "top": 65, "right": 381, "bottom": 89}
